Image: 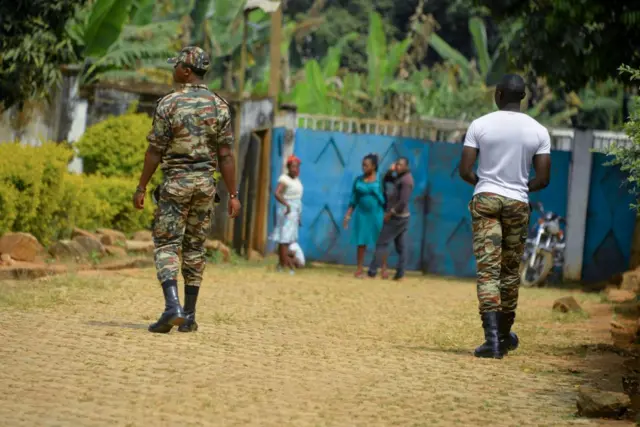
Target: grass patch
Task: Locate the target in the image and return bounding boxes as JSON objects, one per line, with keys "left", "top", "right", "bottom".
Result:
{"left": 551, "top": 310, "right": 591, "bottom": 322}
{"left": 0, "top": 274, "right": 121, "bottom": 310}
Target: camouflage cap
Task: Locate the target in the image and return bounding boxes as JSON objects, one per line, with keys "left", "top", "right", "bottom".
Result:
{"left": 167, "top": 46, "right": 211, "bottom": 71}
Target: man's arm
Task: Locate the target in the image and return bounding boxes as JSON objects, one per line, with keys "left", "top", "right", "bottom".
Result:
{"left": 528, "top": 129, "right": 552, "bottom": 193}
{"left": 216, "top": 110, "right": 237, "bottom": 195}
{"left": 460, "top": 121, "right": 479, "bottom": 186}
{"left": 459, "top": 146, "right": 479, "bottom": 186}
{"left": 390, "top": 176, "right": 413, "bottom": 215}
{"left": 528, "top": 154, "right": 551, "bottom": 192}
{"left": 137, "top": 147, "right": 162, "bottom": 190}
{"left": 134, "top": 105, "right": 170, "bottom": 208}
{"left": 218, "top": 145, "right": 236, "bottom": 194}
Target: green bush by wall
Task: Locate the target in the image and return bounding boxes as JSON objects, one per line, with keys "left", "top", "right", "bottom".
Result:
{"left": 76, "top": 112, "right": 151, "bottom": 178}
{"left": 0, "top": 142, "right": 154, "bottom": 245}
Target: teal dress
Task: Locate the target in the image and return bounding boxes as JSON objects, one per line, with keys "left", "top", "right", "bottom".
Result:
{"left": 349, "top": 175, "right": 386, "bottom": 247}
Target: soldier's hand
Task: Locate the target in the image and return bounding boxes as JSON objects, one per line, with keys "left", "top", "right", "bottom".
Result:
{"left": 228, "top": 198, "right": 241, "bottom": 218}
{"left": 133, "top": 190, "right": 145, "bottom": 210}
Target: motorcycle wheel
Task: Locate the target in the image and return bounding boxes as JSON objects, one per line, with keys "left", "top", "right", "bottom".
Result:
{"left": 519, "top": 251, "right": 554, "bottom": 288}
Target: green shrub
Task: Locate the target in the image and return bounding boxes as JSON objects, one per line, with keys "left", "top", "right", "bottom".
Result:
{"left": 0, "top": 142, "right": 154, "bottom": 244}
{"left": 0, "top": 142, "right": 74, "bottom": 244}
{"left": 82, "top": 174, "right": 154, "bottom": 233}
{"left": 76, "top": 112, "right": 151, "bottom": 177}
{"left": 602, "top": 65, "right": 640, "bottom": 211}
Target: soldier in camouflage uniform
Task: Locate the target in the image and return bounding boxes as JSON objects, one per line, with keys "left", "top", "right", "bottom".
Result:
{"left": 459, "top": 74, "right": 551, "bottom": 358}
{"left": 134, "top": 46, "right": 241, "bottom": 334}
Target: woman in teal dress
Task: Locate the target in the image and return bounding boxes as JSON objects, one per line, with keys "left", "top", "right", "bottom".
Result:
{"left": 343, "top": 153, "right": 386, "bottom": 278}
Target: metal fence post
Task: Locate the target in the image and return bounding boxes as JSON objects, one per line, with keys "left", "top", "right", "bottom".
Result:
{"left": 563, "top": 129, "right": 594, "bottom": 281}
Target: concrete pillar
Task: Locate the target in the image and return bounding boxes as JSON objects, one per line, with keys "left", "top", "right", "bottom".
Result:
{"left": 276, "top": 104, "right": 297, "bottom": 174}
{"left": 563, "top": 130, "right": 594, "bottom": 281}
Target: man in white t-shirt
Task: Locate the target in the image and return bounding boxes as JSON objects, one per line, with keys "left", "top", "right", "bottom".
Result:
{"left": 288, "top": 242, "right": 305, "bottom": 268}
{"left": 459, "top": 74, "right": 551, "bottom": 359}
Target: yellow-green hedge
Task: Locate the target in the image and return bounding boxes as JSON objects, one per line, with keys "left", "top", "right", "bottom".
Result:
{"left": 0, "top": 142, "right": 73, "bottom": 244}
{"left": 0, "top": 142, "right": 154, "bottom": 245}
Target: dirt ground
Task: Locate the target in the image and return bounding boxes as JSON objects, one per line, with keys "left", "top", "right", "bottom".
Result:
{"left": 0, "top": 262, "right": 633, "bottom": 427}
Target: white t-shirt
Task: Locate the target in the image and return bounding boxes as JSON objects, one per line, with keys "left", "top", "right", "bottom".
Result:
{"left": 278, "top": 174, "right": 303, "bottom": 200}
{"left": 289, "top": 242, "right": 305, "bottom": 266}
{"left": 463, "top": 110, "right": 551, "bottom": 203}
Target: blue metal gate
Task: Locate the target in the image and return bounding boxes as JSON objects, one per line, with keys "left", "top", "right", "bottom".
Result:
{"left": 582, "top": 153, "right": 636, "bottom": 282}
{"left": 290, "top": 129, "right": 428, "bottom": 269}
{"left": 268, "top": 128, "right": 633, "bottom": 281}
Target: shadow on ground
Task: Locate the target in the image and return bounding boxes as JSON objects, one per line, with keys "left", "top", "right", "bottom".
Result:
{"left": 86, "top": 320, "right": 148, "bottom": 330}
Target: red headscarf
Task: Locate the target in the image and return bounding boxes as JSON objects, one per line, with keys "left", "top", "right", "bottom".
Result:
{"left": 286, "top": 155, "right": 301, "bottom": 166}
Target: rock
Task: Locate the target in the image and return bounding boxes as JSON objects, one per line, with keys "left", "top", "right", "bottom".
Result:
{"left": 623, "top": 374, "right": 640, "bottom": 414}
{"left": 96, "top": 229, "right": 127, "bottom": 246}
{"left": 606, "top": 288, "right": 637, "bottom": 304}
{"left": 622, "top": 270, "right": 640, "bottom": 294}
{"left": 553, "top": 296, "right": 583, "bottom": 313}
{"left": 0, "top": 232, "right": 43, "bottom": 262}
{"left": 248, "top": 249, "right": 263, "bottom": 262}
{"left": 132, "top": 230, "right": 153, "bottom": 242}
{"left": 614, "top": 301, "right": 640, "bottom": 319}
{"left": 204, "top": 240, "right": 221, "bottom": 251}
{"left": 624, "top": 357, "right": 640, "bottom": 373}
{"left": 204, "top": 240, "right": 231, "bottom": 263}
{"left": 0, "top": 253, "right": 14, "bottom": 266}
{"left": 71, "top": 228, "right": 97, "bottom": 240}
{"left": 125, "top": 240, "right": 155, "bottom": 254}
{"left": 49, "top": 240, "right": 87, "bottom": 260}
{"left": 72, "top": 235, "right": 106, "bottom": 257}
{"left": 576, "top": 386, "right": 630, "bottom": 418}
{"left": 105, "top": 245, "right": 127, "bottom": 258}
{"left": 623, "top": 373, "right": 640, "bottom": 396}
{"left": 611, "top": 320, "right": 638, "bottom": 347}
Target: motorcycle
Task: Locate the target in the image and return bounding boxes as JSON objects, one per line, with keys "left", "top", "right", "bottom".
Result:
{"left": 520, "top": 201, "right": 566, "bottom": 287}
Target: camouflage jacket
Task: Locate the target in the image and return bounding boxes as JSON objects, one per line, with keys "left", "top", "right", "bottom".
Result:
{"left": 147, "top": 83, "right": 233, "bottom": 177}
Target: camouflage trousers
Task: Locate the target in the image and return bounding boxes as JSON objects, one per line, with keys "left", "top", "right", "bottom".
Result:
{"left": 153, "top": 174, "right": 216, "bottom": 287}
{"left": 469, "top": 192, "right": 530, "bottom": 314}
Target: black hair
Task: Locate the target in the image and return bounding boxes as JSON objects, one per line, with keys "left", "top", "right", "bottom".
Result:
{"left": 397, "top": 156, "right": 409, "bottom": 166}
{"left": 363, "top": 153, "right": 379, "bottom": 171}
{"left": 497, "top": 74, "right": 526, "bottom": 104}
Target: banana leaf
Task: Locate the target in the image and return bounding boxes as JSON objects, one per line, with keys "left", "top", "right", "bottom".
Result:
{"left": 468, "top": 17, "right": 490, "bottom": 78}
{"left": 130, "top": 0, "right": 155, "bottom": 25}
{"left": 83, "top": 0, "right": 134, "bottom": 57}
{"left": 322, "top": 32, "right": 358, "bottom": 78}
{"left": 428, "top": 33, "right": 476, "bottom": 83}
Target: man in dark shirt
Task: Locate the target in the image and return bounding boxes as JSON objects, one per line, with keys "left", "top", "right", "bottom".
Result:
{"left": 367, "top": 157, "right": 414, "bottom": 280}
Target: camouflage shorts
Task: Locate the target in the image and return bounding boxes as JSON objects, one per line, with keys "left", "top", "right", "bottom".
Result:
{"left": 469, "top": 192, "right": 530, "bottom": 314}
{"left": 153, "top": 174, "right": 216, "bottom": 287}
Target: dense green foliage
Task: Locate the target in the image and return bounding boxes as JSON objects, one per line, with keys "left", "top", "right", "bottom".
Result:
{"left": 602, "top": 66, "right": 640, "bottom": 211}
{"left": 475, "top": 0, "right": 640, "bottom": 91}
{"left": 0, "top": 0, "right": 87, "bottom": 110}
{"left": 76, "top": 112, "right": 151, "bottom": 178}
{"left": 4, "top": 0, "right": 638, "bottom": 128}
{"left": 0, "top": 143, "right": 153, "bottom": 244}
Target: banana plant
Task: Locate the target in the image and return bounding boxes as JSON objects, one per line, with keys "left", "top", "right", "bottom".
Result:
{"left": 428, "top": 16, "right": 512, "bottom": 86}
{"left": 283, "top": 32, "right": 360, "bottom": 115}
{"left": 365, "top": 11, "right": 411, "bottom": 118}
{"left": 67, "top": 0, "right": 179, "bottom": 85}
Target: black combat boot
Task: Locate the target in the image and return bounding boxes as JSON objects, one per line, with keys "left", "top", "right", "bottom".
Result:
{"left": 474, "top": 311, "right": 503, "bottom": 359}
{"left": 148, "top": 280, "right": 186, "bottom": 333}
{"left": 178, "top": 285, "right": 199, "bottom": 333}
{"left": 498, "top": 311, "right": 519, "bottom": 355}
